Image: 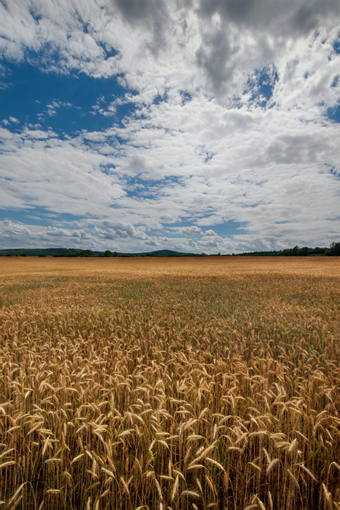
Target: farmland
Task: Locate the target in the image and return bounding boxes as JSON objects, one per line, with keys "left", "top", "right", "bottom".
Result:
{"left": 0, "top": 257, "right": 339, "bottom": 509}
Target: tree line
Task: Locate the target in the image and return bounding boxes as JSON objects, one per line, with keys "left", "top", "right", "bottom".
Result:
{"left": 1, "top": 243, "right": 339, "bottom": 257}
{"left": 239, "top": 242, "right": 340, "bottom": 257}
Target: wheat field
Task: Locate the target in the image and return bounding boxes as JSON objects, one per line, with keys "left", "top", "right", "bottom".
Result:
{"left": 0, "top": 257, "right": 339, "bottom": 509}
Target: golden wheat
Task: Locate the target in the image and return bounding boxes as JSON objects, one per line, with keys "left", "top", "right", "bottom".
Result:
{"left": 0, "top": 257, "right": 339, "bottom": 509}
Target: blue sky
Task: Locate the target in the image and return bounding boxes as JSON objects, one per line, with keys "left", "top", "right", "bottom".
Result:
{"left": 0, "top": 0, "right": 339, "bottom": 253}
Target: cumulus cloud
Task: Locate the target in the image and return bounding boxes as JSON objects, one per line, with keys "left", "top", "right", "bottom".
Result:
{"left": 94, "top": 220, "right": 149, "bottom": 241}
{"left": 1, "top": 0, "right": 340, "bottom": 101}
{"left": 2, "top": 219, "right": 31, "bottom": 238}
{"left": 0, "top": 219, "right": 93, "bottom": 248}
{"left": 204, "top": 229, "right": 218, "bottom": 236}
{"left": 0, "top": 127, "right": 126, "bottom": 216}
{"left": 0, "top": 0, "right": 339, "bottom": 252}
{"left": 180, "top": 226, "right": 219, "bottom": 237}
{"left": 159, "top": 214, "right": 177, "bottom": 224}
{"left": 181, "top": 226, "right": 204, "bottom": 236}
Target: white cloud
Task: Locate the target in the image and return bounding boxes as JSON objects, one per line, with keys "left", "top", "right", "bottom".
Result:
{"left": 0, "top": 0, "right": 336, "bottom": 97}
{"left": 0, "top": 127, "right": 126, "bottom": 217}
{"left": 204, "top": 229, "right": 218, "bottom": 237}
{"left": 0, "top": 1, "right": 339, "bottom": 252}
{"left": 180, "top": 226, "right": 219, "bottom": 237}
{"left": 181, "top": 226, "right": 204, "bottom": 236}
{"left": 159, "top": 214, "right": 177, "bottom": 224}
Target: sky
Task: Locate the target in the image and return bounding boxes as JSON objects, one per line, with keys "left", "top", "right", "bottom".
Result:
{"left": 0, "top": 0, "right": 339, "bottom": 254}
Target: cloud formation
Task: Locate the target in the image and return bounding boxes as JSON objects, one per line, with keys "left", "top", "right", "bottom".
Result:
{"left": 0, "top": 0, "right": 339, "bottom": 252}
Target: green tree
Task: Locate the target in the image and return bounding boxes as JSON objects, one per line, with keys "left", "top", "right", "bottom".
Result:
{"left": 326, "top": 242, "right": 340, "bottom": 256}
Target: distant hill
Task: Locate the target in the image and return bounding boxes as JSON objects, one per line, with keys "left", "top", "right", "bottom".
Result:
{"left": 1, "top": 243, "right": 339, "bottom": 257}
{"left": 0, "top": 248, "right": 81, "bottom": 257}
{"left": 139, "top": 249, "right": 199, "bottom": 257}
{"left": 0, "top": 248, "right": 196, "bottom": 257}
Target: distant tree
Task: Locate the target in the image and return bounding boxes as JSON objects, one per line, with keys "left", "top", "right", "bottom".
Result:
{"left": 311, "top": 247, "right": 325, "bottom": 255}
{"left": 20, "top": 253, "right": 27, "bottom": 257}
{"left": 113, "top": 252, "right": 118, "bottom": 257}
{"left": 300, "top": 247, "right": 309, "bottom": 256}
{"left": 104, "top": 250, "right": 112, "bottom": 257}
{"left": 326, "top": 242, "right": 340, "bottom": 256}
